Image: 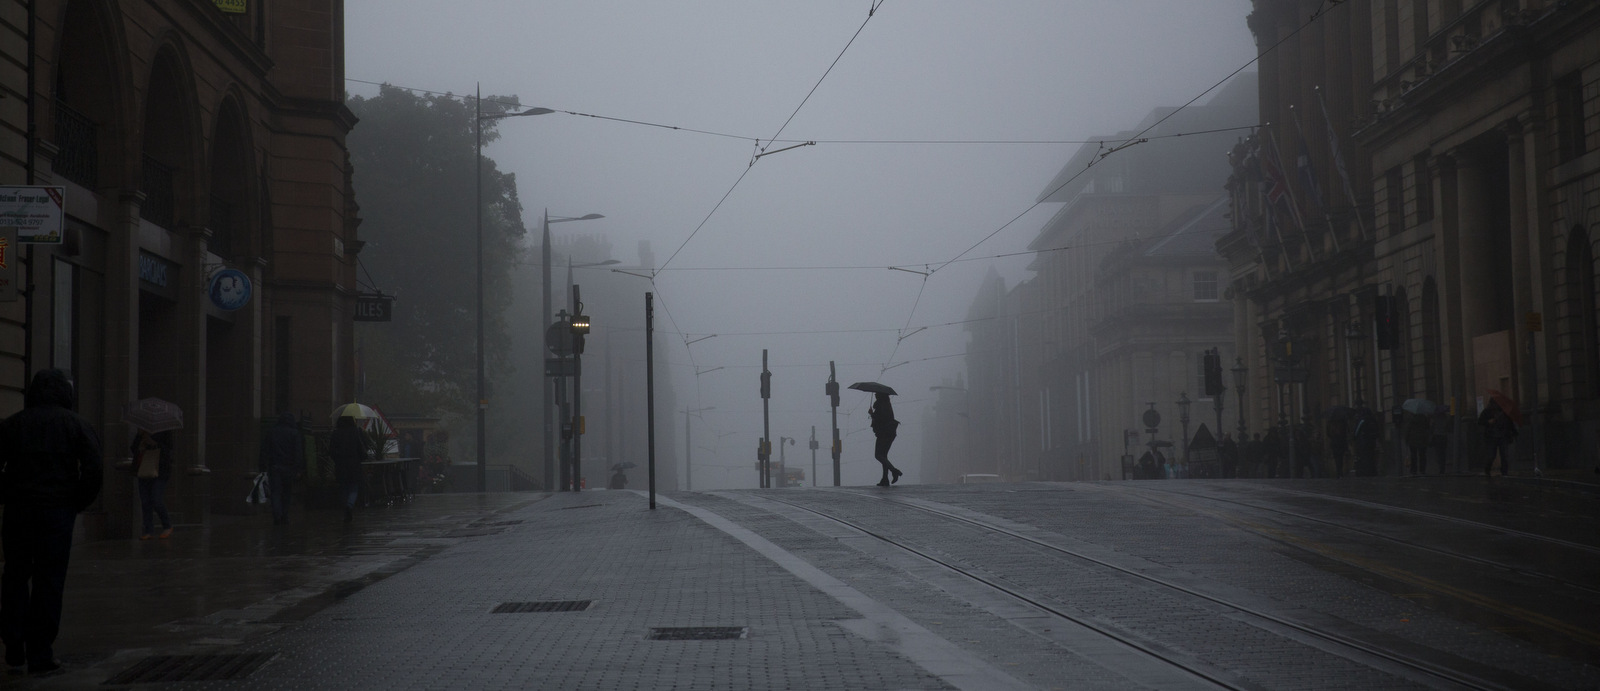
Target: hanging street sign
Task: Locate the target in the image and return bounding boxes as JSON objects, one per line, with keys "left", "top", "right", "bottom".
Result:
{"left": 354, "top": 294, "right": 393, "bottom": 322}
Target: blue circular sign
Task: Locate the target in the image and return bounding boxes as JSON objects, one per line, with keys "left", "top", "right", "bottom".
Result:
{"left": 208, "top": 268, "right": 252, "bottom": 311}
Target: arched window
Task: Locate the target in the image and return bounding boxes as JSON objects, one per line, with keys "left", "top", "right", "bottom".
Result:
{"left": 1568, "top": 227, "right": 1599, "bottom": 399}
{"left": 208, "top": 99, "right": 253, "bottom": 260}
{"left": 1421, "top": 278, "right": 1442, "bottom": 401}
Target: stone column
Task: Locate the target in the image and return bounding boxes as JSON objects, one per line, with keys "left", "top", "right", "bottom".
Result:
{"left": 1455, "top": 150, "right": 1500, "bottom": 409}
{"left": 1503, "top": 121, "right": 1537, "bottom": 415}
{"left": 101, "top": 192, "right": 145, "bottom": 539}
{"left": 178, "top": 228, "right": 211, "bottom": 524}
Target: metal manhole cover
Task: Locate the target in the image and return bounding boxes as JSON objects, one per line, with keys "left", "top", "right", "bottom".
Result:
{"left": 443, "top": 527, "right": 504, "bottom": 538}
{"left": 493, "top": 600, "right": 593, "bottom": 613}
{"left": 103, "top": 653, "right": 275, "bottom": 684}
{"left": 648, "top": 627, "right": 748, "bottom": 641}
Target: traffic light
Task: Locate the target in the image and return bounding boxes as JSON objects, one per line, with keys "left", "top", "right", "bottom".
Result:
{"left": 1374, "top": 295, "right": 1398, "bottom": 350}
{"left": 570, "top": 313, "right": 590, "bottom": 354}
{"left": 825, "top": 380, "right": 839, "bottom": 407}
{"left": 1203, "top": 348, "right": 1225, "bottom": 396}
{"left": 760, "top": 370, "right": 772, "bottom": 399}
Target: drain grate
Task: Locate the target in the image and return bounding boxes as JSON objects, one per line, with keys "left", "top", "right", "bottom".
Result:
{"left": 648, "top": 626, "right": 748, "bottom": 641}
{"left": 492, "top": 600, "right": 593, "bottom": 613}
{"left": 103, "top": 653, "right": 275, "bottom": 684}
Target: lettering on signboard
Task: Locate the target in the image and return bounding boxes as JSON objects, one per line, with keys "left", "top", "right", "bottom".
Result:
{"left": 138, "top": 253, "right": 169, "bottom": 288}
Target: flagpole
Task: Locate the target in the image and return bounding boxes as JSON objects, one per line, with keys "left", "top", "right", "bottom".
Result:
{"left": 1264, "top": 124, "right": 1315, "bottom": 264}
{"left": 1289, "top": 105, "right": 1340, "bottom": 255}
{"left": 1315, "top": 86, "right": 1369, "bottom": 241}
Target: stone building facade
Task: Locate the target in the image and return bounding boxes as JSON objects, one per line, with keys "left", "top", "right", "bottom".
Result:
{"left": 0, "top": 0, "right": 359, "bottom": 538}
{"left": 1224, "top": 0, "right": 1599, "bottom": 472}
{"left": 958, "top": 76, "right": 1253, "bottom": 481}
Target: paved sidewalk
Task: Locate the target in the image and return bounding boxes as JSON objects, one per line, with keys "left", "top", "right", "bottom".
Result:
{"left": 1, "top": 491, "right": 540, "bottom": 689}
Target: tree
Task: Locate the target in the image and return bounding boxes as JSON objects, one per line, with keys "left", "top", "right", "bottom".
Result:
{"left": 348, "top": 86, "right": 529, "bottom": 449}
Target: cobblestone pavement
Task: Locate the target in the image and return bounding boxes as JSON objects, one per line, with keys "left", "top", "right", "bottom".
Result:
{"left": 4, "top": 475, "right": 1596, "bottom": 689}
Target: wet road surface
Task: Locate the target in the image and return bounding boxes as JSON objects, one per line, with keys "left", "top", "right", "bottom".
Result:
{"left": 3, "top": 476, "right": 1595, "bottom": 689}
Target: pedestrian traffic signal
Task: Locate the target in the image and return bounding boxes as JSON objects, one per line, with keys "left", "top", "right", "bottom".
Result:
{"left": 760, "top": 370, "right": 771, "bottom": 399}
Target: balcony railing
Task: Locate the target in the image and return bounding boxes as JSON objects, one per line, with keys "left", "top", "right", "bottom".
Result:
{"left": 140, "top": 156, "right": 175, "bottom": 228}
{"left": 52, "top": 102, "right": 98, "bottom": 189}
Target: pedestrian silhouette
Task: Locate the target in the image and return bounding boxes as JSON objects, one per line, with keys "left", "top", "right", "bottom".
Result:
{"left": 0, "top": 369, "right": 103, "bottom": 675}
{"left": 329, "top": 416, "right": 369, "bottom": 522}
{"left": 259, "top": 412, "right": 304, "bottom": 525}
{"left": 130, "top": 428, "right": 174, "bottom": 538}
{"left": 868, "top": 393, "right": 903, "bottom": 486}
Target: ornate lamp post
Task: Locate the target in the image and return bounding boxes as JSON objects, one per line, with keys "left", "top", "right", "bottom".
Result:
{"left": 1176, "top": 392, "right": 1192, "bottom": 467}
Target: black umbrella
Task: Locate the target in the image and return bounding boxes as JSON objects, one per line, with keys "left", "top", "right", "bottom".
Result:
{"left": 848, "top": 382, "right": 898, "bottom": 396}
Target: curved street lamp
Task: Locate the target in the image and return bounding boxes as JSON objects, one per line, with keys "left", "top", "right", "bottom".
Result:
{"left": 541, "top": 212, "right": 606, "bottom": 491}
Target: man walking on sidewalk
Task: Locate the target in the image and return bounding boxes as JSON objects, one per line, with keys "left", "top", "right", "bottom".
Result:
{"left": 259, "top": 412, "right": 304, "bottom": 525}
{"left": 0, "top": 369, "right": 103, "bottom": 675}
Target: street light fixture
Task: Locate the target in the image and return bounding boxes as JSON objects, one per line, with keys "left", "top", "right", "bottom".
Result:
{"left": 476, "top": 90, "right": 556, "bottom": 493}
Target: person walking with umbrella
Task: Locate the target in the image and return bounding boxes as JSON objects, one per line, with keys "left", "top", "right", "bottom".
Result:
{"left": 869, "top": 393, "right": 903, "bottom": 486}
{"left": 129, "top": 428, "right": 174, "bottom": 539}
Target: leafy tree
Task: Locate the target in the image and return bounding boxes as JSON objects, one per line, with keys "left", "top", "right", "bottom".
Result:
{"left": 348, "top": 86, "right": 528, "bottom": 449}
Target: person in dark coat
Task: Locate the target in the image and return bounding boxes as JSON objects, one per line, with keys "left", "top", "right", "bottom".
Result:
{"left": 1352, "top": 408, "right": 1380, "bottom": 476}
{"left": 1325, "top": 416, "right": 1349, "bottom": 478}
{"left": 1404, "top": 411, "right": 1433, "bottom": 475}
{"left": 868, "top": 393, "right": 903, "bottom": 487}
{"left": 1429, "top": 406, "right": 1452, "bottom": 473}
{"left": 258, "top": 412, "right": 304, "bottom": 525}
{"left": 1219, "top": 433, "right": 1238, "bottom": 479}
{"left": 328, "top": 416, "right": 369, "bottom": 521}
{"left": 1294, "top": 418, "right": 1318, "bottom": 478}
{"left": 1262, "top": 425, "right": 1283, "bottom": 479}
{"left": 1478, "top": 400, "right": 1517, "bottom": 477}
{"left": 129, "top": 429, "right": 174, "bottom": 538}
{"left": 0, "top": 369, "right": 103, "bottom": 674}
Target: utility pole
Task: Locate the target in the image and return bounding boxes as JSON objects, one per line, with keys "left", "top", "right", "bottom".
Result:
{"left": 541, "top": 210, "right": 553, "bottom": 491}
{"left": 572, "top": 285, "right": 585, "bottom": 491}
{"left": 760, "top": 349, "right": 772, "bottom": 488}
{"left": 809, "top": 426, "right": 818, "bottom": 487}
{"left": 828, "top": 361, "right": 841, "bottom": 486}
{"left": 646, "top": 292, "right": 656, "bottom": 509}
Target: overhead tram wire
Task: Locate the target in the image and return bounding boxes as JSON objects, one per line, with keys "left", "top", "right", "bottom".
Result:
{"left": 927, "top": 0, "right": 1350, "bottom": 274}
{"left": 657, "top": 1, "right": 888, "bottom": 273}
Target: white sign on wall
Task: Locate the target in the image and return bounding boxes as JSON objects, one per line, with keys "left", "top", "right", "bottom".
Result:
{"left": 0, "top": 186, "right": 66, "bottom": 245}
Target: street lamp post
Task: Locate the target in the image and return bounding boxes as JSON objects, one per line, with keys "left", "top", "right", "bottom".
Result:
{"left": 475, "top": 88, "right": 554, "bottom": 492}
{"left": 684, "top": 406, "right": 714, "bottom": 491}
{"left": 1176, "top": 392, "right": 1192, "bottom": 469}
{"left": 541, "top": 212, "right": 605, "bottom": 491}
{"left": 1346, "top": 319, "right": 1367, "bottom": 408}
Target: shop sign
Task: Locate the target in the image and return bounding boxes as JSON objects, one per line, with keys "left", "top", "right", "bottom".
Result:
{"left": 139, "top": 252, "right": 171, "bottom": 288}
{"left": 0, "top": 186, "right": 65, "bottom": 244}
{"left": 355, "top": 294, "right": 393, "bottom": 322}
{"left": 207, "top": 268, "right": 252, "bottom": 311}
{"left": 213, "top": 0, "right": 246, "bottom": 13}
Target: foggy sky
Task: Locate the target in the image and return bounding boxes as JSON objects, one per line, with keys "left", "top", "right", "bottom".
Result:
{"left": 345, "top": 1, "right": 1258, "bottom": 488}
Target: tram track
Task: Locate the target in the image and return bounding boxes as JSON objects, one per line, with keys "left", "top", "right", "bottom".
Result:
{"left": 758, "top": 489, "right": 1527, "bottom": 691}
{"left": 1100, "top": 483, "right": 1600, "bottom": 597}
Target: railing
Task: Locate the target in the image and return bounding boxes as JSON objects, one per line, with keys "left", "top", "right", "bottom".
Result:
{"left": 52, "top": 102, "right": 98, "bottom": 188}
{"left": 140, "top": 155, "right": 175, "bottom": 228}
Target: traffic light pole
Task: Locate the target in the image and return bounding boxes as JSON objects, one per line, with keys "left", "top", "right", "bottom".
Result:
{"left": 646, "top": 292, "right": 656, "bottom": 509}
{"left": 572, "top": 285, "right": 583, "bottom": 492}
{"left": 828, "top": 361, "right": 840, "bottom": 486}
{"left": 760, "top": 349, "right": 771, "bottom": 488}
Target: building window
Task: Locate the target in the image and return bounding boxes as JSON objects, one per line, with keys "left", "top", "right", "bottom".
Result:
{"left": 52, "top": 260, "right": 75, "bottom": 379}
{"left": 1412, "top": 154, "right": 1433, "bottom": 223}
{"left": 1193, "top": 271, "right": 1219, "bottom": 301}
{"left": 1557, "top": 72, "right": 1587, "bottom": 163}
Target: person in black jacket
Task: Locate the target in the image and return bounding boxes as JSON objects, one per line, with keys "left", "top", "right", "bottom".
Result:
{"left": 0, "top": 369, "right": 103, "bottom": 675}
{"left": 129, "top": 429, "right": 174, "bottom": 538}
{"left": 328, "top": 416, "right": 369, "bottom": 522}
{"left": 868, "top": 393, "right": 903, "bottom": 487}
{"left": 258, "top": 412, "right": 304, "bottom": 525}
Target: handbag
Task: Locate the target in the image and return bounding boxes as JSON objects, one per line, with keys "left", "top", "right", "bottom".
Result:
{"left": 245, "top": 472, "right": 270, "bottom": 504}
{"left": 137, "top": 448, "right": 161, "bottom": 479}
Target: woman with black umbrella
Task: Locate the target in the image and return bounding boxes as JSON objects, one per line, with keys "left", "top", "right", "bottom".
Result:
{"left": 868, "top": 393, "right": 903, "bottom": 486}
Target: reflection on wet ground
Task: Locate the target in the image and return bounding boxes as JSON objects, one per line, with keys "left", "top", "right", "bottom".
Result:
{"left": 21, "top": 493, "right": 540, "bottom": 674}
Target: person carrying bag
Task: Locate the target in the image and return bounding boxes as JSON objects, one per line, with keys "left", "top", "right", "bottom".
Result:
{"left": 129, "top": 429, "right": 173, "bottom": 540}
